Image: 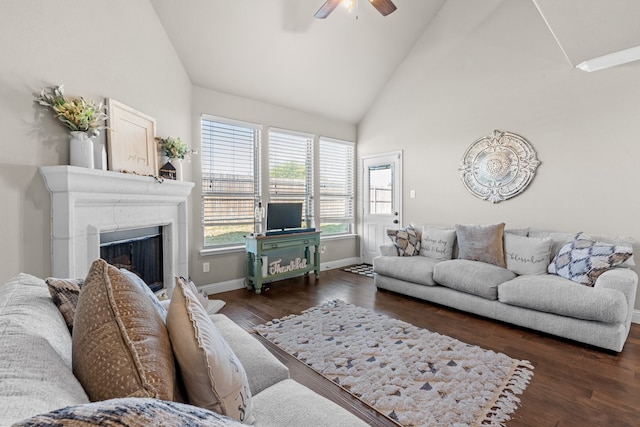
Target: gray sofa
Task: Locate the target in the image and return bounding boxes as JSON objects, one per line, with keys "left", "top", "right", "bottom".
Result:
{"left": 0, "top": 273, "right": 368, "bottom": 426}
{"left": 374, "top": 226, "right": 638, "bottom": 352}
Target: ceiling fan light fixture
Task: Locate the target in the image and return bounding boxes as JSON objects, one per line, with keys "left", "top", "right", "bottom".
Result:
{"left": 314, "top": 0, "right": 396, "bottom": 19}
{"left": 342, "top": 0, "right": 355, "bottom": 12}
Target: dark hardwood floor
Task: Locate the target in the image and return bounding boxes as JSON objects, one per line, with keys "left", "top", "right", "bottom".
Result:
{"left": 213, "top": 268, "right": 640, "bottom": 427}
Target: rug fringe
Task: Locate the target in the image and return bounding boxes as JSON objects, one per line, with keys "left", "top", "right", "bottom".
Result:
{"left": 476, "top": 360, "right": 535, "bottom": 426}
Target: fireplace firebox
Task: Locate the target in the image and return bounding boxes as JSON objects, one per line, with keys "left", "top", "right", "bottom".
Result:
{"left": 100, "top": 227, "right": 164, "bottom": 292}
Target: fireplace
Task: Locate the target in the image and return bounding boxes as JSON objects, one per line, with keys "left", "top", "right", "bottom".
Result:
{"left": 40, "top": 166, "right": 194, "bottom": 295}
{"left": 100, "top": 226, "right": 164, "bottom": 292}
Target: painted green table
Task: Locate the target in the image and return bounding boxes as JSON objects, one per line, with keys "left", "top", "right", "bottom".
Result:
{"left": 245, "top": 231, "right": 320, "bottom": 294}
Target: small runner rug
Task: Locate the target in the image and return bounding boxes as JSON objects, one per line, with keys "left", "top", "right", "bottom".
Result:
{"left": 255, "top": 300, "right": 533, "bottom": 427}
{"left": 342, "top": 263, "right": 374, "bottom": 277}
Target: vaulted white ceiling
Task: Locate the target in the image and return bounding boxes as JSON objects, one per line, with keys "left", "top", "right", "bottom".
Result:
{"left": 150, "top": 0, "right": 640, "bottom": 124}
{"left": 150, "top": 0, "right": 446, "bottom": 123}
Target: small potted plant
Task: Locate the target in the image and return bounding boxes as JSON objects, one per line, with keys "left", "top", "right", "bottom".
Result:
{"left": 156, "top": 136, "right": 190, "bottom": 159}
{"left": 156, "top": 136, "right": 194, "bottom": 180}
{"left": 35, "top": 85, "right": 108, "bottom": 168}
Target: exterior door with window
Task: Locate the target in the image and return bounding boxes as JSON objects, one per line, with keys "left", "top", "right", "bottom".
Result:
{"left": 361, "top": 152, "right": 402, "bottom": 264}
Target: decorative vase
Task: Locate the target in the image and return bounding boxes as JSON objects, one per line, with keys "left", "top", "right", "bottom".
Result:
{"left": 69, "top": 131, "right": 95, "bottom": 169}
{"left": 93, "top": 138, "right": 107, "bottom": 170}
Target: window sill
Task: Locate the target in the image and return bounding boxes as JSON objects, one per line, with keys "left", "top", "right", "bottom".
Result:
{"left": 199, "top": 233, "right": 357, "bottom": 257}
{"left": 200, "top": 245, "right": 245, "bottom": 257}
{"left": 320, "top": 233, "right": 357, "bottom": 241}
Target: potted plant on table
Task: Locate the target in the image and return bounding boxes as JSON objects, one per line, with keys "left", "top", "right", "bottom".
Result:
{"left": 35, "top": 85, "right": 108, "bottom": 169}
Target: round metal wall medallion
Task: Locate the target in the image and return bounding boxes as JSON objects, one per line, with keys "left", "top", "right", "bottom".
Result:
{"left": 459, "top": 130, "right": 540, "bottom": 203}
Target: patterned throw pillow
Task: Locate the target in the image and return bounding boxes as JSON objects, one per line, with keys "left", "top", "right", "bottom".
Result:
{"left": 72, "top": 259, "right": 178, "bottom": 402}
{"left": 456, "top": 223, "right": 506, "bottom": 268}
{"left": 548, "top": 233, "right": 633, "bottom": 286}
{"left": 387, "top": 225, "right": 421, "bottom": 256}
{"left": 420, "top": 227, "right": 456, "bottom": 260}
{"left": 45, "top": 278, "right": 84, "bottom": 333}
{"left": 167, "top": 277, "right": 255, "bottom": 424}
{"left": 12, "top": 398, "right": 244, "bottom": 427}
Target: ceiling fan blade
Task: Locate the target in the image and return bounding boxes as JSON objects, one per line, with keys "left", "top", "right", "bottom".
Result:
{"left": 314, "top": 0, "right": 342, "bottom": 19}
{"left": 369, "top": 0, "right": 397, "bottom": 16}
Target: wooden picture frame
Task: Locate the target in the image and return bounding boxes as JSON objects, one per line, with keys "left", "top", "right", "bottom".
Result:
{"left": 106, "top": 99, "right": 157, "bottom": 175}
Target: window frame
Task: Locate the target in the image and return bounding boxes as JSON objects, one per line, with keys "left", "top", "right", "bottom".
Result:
{"left": 200, "top": 115, "right": 261, "bottom": 249}
{"left": 200, "top": 115, "right": 356, "bottom": 251}
{"left": 318, "top": 137, "right": 355, "bottom": 236}
{"left": 267, "top": 128, "right": 315, "bottom": 229}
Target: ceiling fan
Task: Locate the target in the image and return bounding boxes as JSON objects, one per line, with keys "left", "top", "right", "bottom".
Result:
{"left": 314, "top": 0, "right": 397, "bottom": 19}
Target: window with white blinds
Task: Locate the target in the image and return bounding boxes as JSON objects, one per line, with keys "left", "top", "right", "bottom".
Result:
{"left": 201, "top": 117, "right": 260, "bottom": 247}
{"left": 268, "top": 129, "right": 314, "bottom": 227}
{"left": 319, "top": 137, "right": 354, "bottom": 235}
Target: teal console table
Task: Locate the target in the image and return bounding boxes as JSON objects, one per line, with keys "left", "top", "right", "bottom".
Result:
{"left": 245, "top": 231, "right": 320, "bottom": 294}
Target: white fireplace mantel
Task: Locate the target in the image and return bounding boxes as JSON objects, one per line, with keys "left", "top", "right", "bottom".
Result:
{"left": 40, "top": 165, "right": 194, "bottom": 295}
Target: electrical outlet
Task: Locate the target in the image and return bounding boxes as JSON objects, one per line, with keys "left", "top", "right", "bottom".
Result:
{"left": 203, "top": 262, "right": 210, "bottom": 273}
{"left": 320, "top": 245, "right": 326, "bottom": 254}
{"left": 410, "top": 189, "right": 416, "bottom": 198}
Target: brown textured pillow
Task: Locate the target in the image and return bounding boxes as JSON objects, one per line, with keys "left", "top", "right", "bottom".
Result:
{"left": 46, "top": 278, "right": 84, "bottom": 333}
{"left": 456, "top": 223, "right": 506, "bottom": 267}
{"left": 72, "top": 259, "right": 177, "bottom": 402}
{"left": 167, "top": 277, "right": 255, "bottom": 424}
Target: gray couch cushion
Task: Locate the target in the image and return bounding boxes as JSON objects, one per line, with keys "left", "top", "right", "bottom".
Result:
{"left": 252, "top": 379, "right": 368, "bottom": 427}
{"left": 433, "top": 259, "right": 516, "bottom": 300}
{"left": 373, "top": 255, "right": 439, "bottom": 286}
{"left": 498, "top": 275, "right": 628, "bottom": 323}
{"left": 0, "top": 274, "right": 89, "bottom": 426}
{"left": 211, "top": 314, "right": 290, "bottom": 395}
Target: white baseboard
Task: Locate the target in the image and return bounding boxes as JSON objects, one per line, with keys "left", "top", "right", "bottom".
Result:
{"left": 198, "top": 278, "right": 246, "bottom": 295}
{"left": 199, "top": 257, "right": 362, "bottom": 295}
{"left": 633, "top": 309, "right": 640, "bottom": 324}
{"left": 319, "top": 256, "right": 362, "bottom": 272}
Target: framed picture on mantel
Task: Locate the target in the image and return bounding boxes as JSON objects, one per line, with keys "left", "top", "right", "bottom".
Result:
{"left": 106, "top": 99, "right": 157, "bottom": 176}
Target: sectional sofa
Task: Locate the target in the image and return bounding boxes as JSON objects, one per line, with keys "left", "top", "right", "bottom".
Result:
{"left": 374, "top": 223, "right": 638, "bottom": 352}
{"left": 0, "top": 267, "right": 368, "bottom": 426}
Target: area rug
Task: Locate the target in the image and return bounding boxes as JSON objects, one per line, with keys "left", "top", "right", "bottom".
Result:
{"left": 342, "top": 263, "right": 374, "bottom": 277}
{"left": 255, "top": 300, "right": 533, "bottom": 427}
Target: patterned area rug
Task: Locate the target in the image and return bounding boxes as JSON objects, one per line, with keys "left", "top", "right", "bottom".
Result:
{"left": 255, "top": 300, "right": 533, "bottom": 427}
{"left": 342, "top": 263, "right": 374, "bottom": 277}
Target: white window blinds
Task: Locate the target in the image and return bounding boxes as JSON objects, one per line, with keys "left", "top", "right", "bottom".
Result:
{"left": 319, "top": 137, "right": 354, "bottom": 234}
{"left": 268, "top": 129, "right": 314, "bottom": 226}
{"left": 201, "top": 117, "right": 260, "bottom": 246}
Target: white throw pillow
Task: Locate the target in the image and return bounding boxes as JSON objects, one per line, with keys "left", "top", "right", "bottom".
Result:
{"left": 167, "top": 277, "right": 255, "bottom": 424}
{"left": 504, "top": 233, "right": 553, "bottom": 275}
{"left": 420, "top": 227, "right": 456, "bottom": 260}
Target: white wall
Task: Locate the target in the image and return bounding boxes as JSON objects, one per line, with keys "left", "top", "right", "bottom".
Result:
{"left": 358, "top": 0, "right": 640, "bottom": 308}
{"left": 0, "top": 0, "right": 191, "bottom": 283}
{"left": 190, "top": 86, "right": 357, "bottom": 285}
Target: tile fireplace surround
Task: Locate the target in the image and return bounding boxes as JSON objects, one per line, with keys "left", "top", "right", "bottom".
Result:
{"left": 40, "top": 166, "right": 194, "bottom": 295}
